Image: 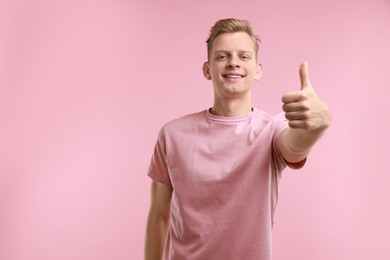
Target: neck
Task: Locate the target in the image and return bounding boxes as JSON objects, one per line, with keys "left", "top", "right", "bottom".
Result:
{"left": 211, "top": 96, "right": 253, "bottom": 117}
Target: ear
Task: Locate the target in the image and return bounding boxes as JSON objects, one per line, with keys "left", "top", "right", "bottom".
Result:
{"left": 254, "top": 62, "right": 263, "bottom": 81}
{"left": 202, "top": 62, "right": 212, "bottom": 80}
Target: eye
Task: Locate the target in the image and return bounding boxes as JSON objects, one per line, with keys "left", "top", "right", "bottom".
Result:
{"left": 241, "top": 55, "right": 251, "bottom": 60}
{"left": 216, "top": 54, "right": 227, "bottom": 60}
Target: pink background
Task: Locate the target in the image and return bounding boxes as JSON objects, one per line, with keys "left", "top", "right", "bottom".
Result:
{"left": 1, "top": 0, "right": 390, "bottom": 259}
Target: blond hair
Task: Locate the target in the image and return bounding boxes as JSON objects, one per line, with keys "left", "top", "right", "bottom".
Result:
{"left": 206, "top": 18, "right": 261, "bottom": 60}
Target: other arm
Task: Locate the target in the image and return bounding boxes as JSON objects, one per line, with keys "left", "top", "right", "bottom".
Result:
{"left": 144, "top": 180, "right": 173, "bottom": 260}
{"left": 277, "top": 62, "right": 331, "bottom": 163}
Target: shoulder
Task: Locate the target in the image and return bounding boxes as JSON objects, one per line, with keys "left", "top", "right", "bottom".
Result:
{"left": 250, "top": 108, "right": 289, "bottom": 140}
{"left": 161, "top": 110, "right": 206, "bottom": 134}
{"left": 252, "top": 107, "right": 286, "bottom": 124}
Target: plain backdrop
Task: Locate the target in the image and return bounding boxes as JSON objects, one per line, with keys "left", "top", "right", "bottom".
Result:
{"left": 1, "top": 0, "right": 390, "bottom": 259}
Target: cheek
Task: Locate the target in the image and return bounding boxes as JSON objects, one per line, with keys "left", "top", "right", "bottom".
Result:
{"left": 250, "top": 65, "right": 259, "bottom": 76}
{"left": 210, "top": 66, "right": 222, "bottom": 77}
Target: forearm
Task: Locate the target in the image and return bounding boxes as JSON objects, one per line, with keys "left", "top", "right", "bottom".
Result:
{"left": 279, "top": 127, "right": 327, "bottom": 163}
{"left": 144, "top": 212, "right": 170, "bottom": 260}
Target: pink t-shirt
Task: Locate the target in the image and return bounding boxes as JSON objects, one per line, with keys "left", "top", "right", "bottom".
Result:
{"left": 148, "top": 108, "right": 302, "bottom": 260}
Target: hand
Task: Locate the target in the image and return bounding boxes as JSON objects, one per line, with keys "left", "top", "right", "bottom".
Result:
{"left": 282, "top": 62, "right": 331, "bottom": 132}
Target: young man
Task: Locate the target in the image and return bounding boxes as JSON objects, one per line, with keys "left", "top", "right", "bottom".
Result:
{"left": 144, "top": 18, "right": 331, "bottom": 260}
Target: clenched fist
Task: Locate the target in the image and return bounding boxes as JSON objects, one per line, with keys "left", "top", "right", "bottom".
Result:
{"left": 282, "top": 62, "right": 331, "bottom": 132}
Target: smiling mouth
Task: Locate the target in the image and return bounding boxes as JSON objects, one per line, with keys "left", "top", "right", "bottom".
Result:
{"left": 223, "top": 74, "right": 245, "bottom": 78}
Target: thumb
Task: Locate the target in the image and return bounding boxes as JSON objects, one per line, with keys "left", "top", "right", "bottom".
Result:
{"left": 299, "top": 61, "right": 312, "bottom": 90}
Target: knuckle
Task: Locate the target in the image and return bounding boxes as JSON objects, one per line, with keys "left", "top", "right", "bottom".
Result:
{"left": 297, "top": 92, "right": 307, "bottom": 100}
{"left": 300, "top": 100, "right": 311, "bottom": 109}
{"left": 302, "top": 111, "right": 311, "bottom": 119}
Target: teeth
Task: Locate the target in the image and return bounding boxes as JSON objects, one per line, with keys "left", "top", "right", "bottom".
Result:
{"left": 225, "top": 75, "right": 242, "bottom": 78}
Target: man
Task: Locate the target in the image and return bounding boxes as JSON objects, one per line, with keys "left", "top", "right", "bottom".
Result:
{"left": 144, "top": 18, "right": 331, "bottom": 260}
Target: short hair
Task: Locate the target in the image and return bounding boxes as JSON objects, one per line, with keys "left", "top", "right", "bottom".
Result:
{"left": 206, "top": 18, "right": 261, "bottom": 60}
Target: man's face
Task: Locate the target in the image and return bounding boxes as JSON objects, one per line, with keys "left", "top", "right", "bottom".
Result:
{"left": 203, "top": 32, "right": 262, "bottom": 99}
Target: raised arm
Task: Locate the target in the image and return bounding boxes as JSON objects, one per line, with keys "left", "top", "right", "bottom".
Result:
{"left": 277, "top": 62, "right": 331, "bottom": 163}
{"left": 144, "top": 180, "right": 173, "bottom": 260}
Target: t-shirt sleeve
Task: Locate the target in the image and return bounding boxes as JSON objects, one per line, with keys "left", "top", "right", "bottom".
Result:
{"left": 147, "top": 127, "right": 172, "bottom": 186}
{"left": 272, "top": 112, "right": 306, "bottom": 170}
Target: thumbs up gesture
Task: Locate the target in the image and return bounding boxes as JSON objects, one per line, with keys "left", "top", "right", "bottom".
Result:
{"left": 282, "top": 62, "right": 331, "bottom": 132}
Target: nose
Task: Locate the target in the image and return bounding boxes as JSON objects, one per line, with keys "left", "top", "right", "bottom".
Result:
{"left": 226, "top": 55, "right": 240, "bottom": 69}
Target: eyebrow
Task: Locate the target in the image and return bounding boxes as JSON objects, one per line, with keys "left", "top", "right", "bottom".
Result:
{"left": 214, "top": 50, "right": 254, "bottom": 55}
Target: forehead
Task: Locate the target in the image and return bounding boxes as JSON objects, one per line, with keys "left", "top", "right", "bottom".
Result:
{"left": 212, "top": 32, "right": 255, "bottom": 54}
